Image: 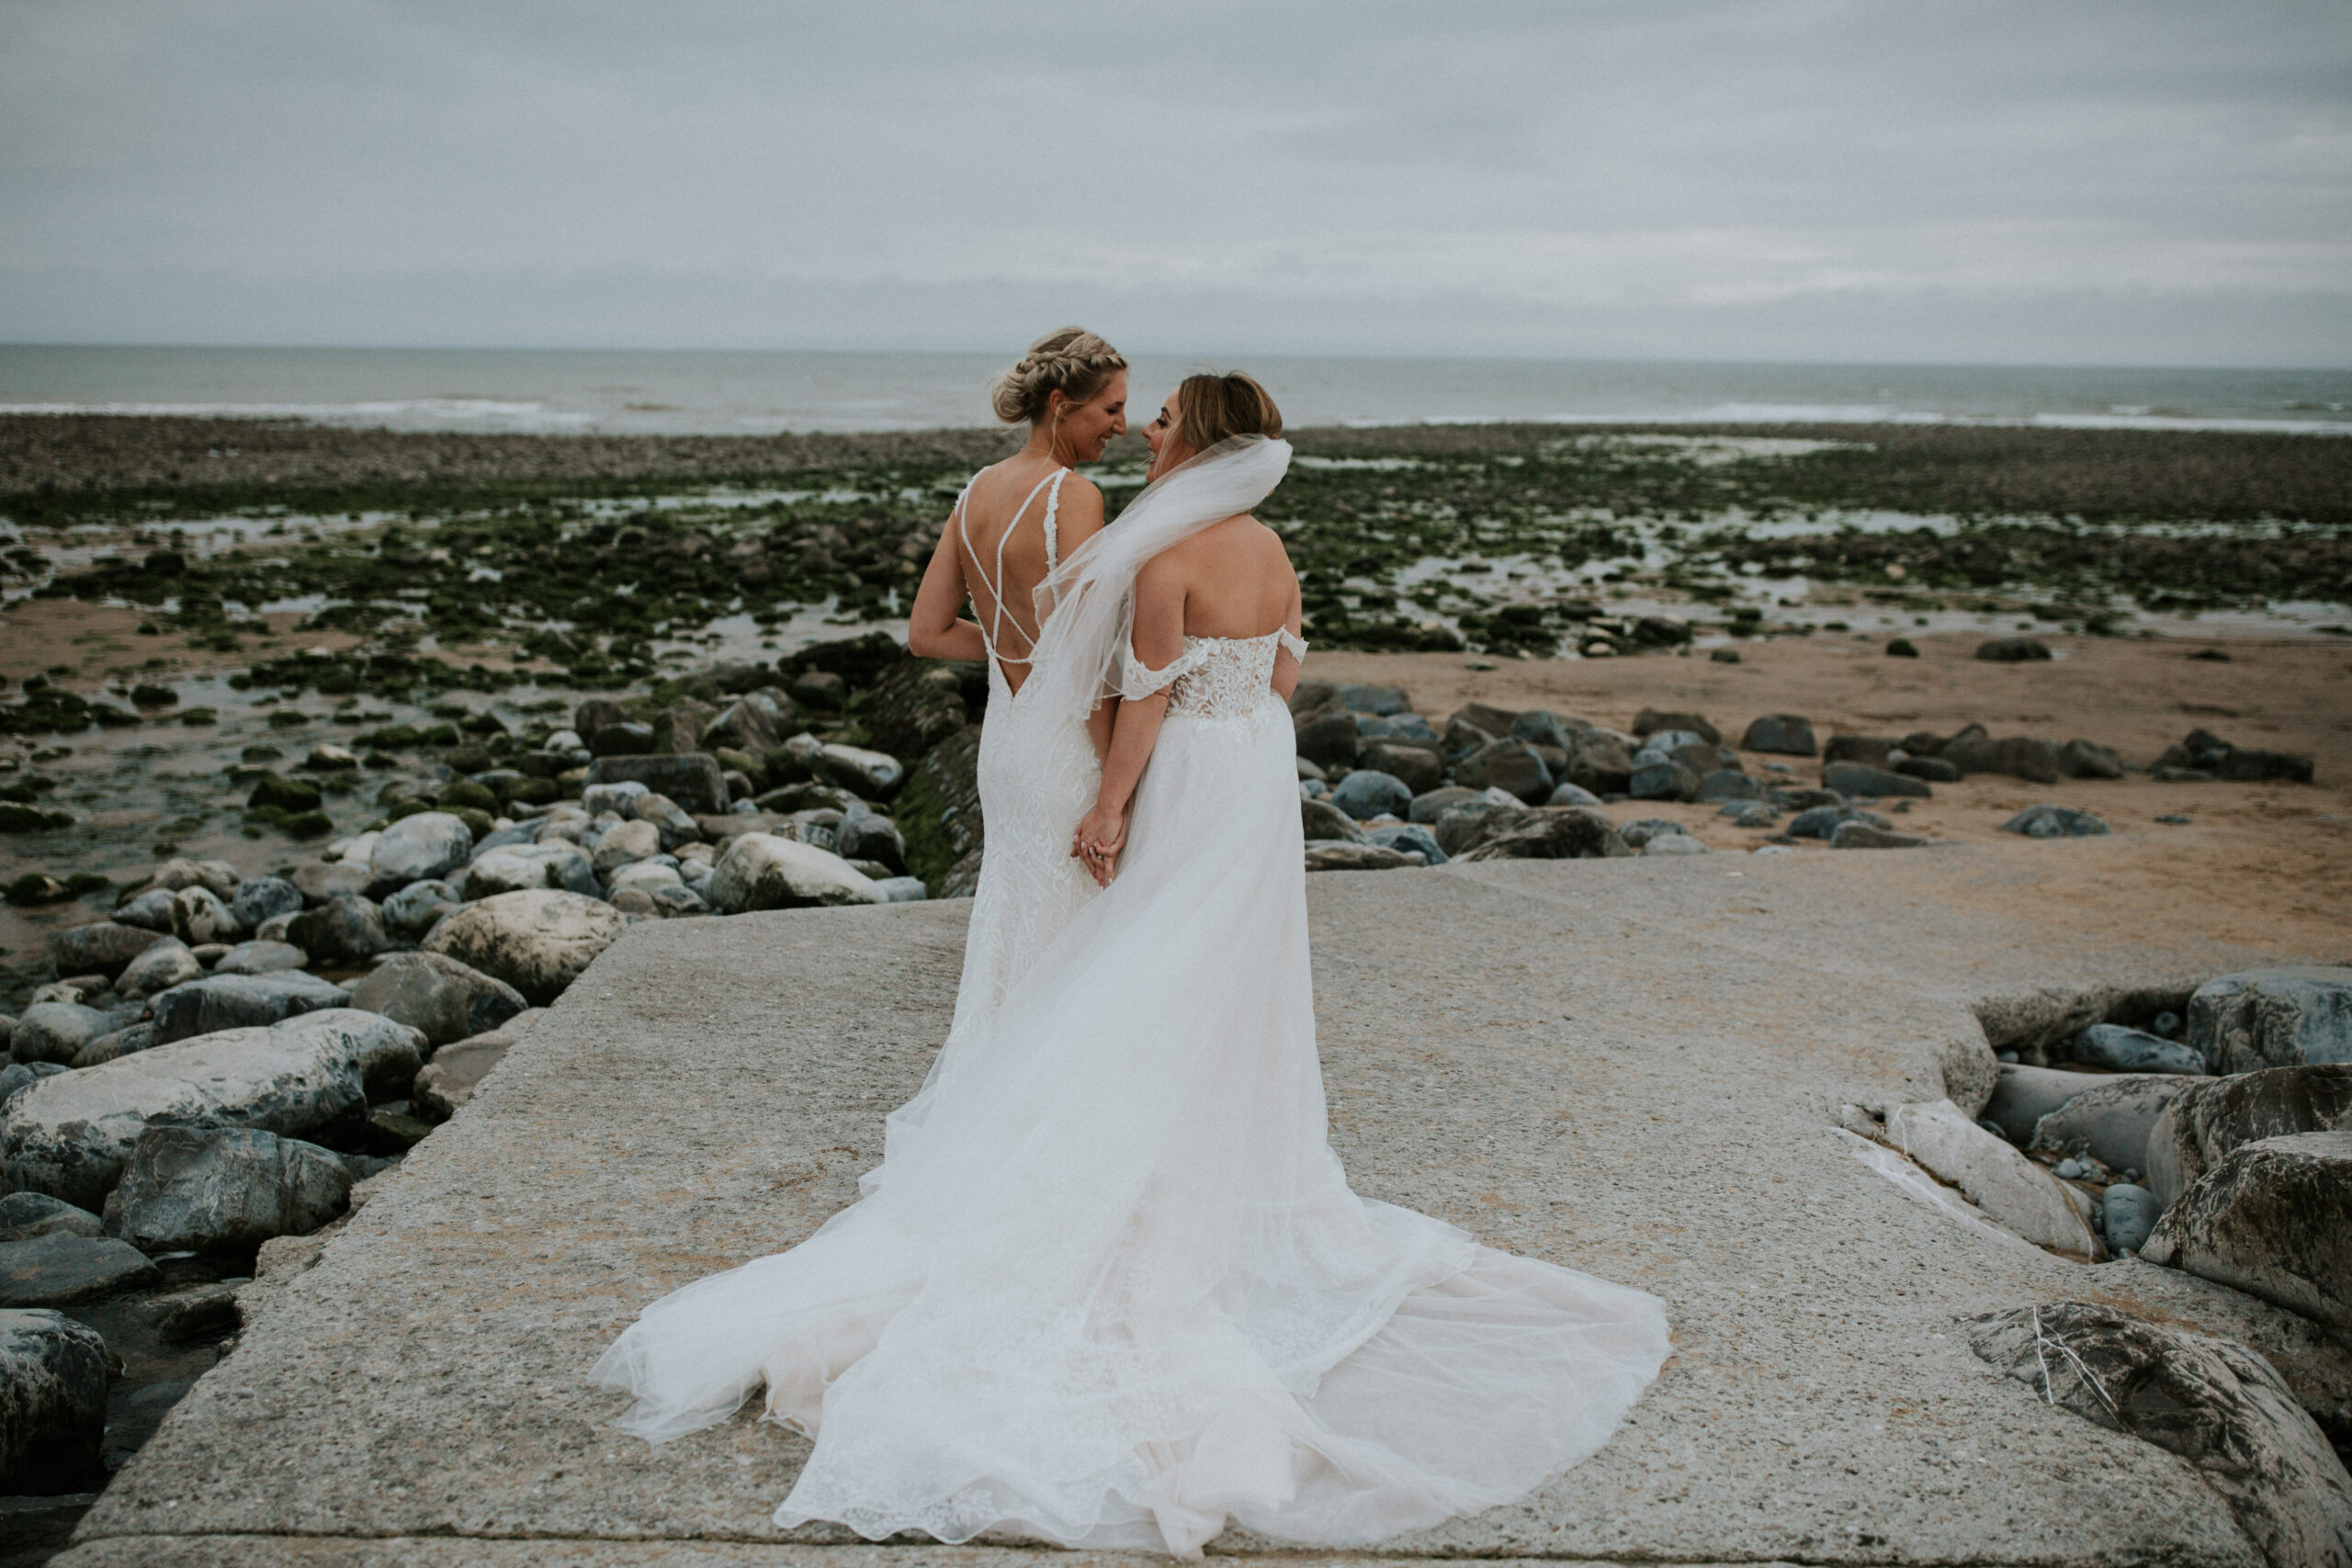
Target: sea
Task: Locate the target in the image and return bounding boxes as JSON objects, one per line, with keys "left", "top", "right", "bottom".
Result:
{"left": 2, "top": 345, "right": 2347, "bottom": 437}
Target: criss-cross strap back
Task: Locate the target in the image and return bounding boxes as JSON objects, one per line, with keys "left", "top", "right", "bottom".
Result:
{"left": 952, "top": 467, "right": 1069, "bottom": 671}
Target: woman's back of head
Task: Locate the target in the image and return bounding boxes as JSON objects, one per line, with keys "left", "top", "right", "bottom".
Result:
{"left": 1170, "top": 371, "right": 1283, "bottom": 457}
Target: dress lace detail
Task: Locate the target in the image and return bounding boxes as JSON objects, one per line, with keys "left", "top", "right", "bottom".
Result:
{"left": 942, "top": 464, "right": 1096, "bottom": 1036}
{"left": 1121, "top": 629, "right": 1306, "bottom": 720}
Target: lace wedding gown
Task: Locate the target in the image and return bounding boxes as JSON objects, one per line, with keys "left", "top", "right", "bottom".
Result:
{"left": 592, "top": 441, "right": 1670, "bottom": 1557}
{"left": 942, "top": 466, "right": 1102, "bottom": 1035}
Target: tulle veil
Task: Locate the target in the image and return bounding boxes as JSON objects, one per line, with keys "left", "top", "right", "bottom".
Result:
{"left": 1023, "top": 434, "right": 1293, "bottom": 728}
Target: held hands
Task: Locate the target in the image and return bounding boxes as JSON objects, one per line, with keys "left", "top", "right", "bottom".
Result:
{"left": 1071, "top": 801, "right": 1128, "bottom": 888}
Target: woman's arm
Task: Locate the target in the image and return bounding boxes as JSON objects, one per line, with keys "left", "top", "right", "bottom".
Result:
{"left": 1071, "top": 557, "right": 1186, "bottom": 884}
{"left": 1270, "top": 561, "right": 1306, "bottom": 703}
{"left": 1060, "top": 478, "right": 1120, "bottom": 762}
{"left": 906, "top": 509, "right": 989, "bottom": 662}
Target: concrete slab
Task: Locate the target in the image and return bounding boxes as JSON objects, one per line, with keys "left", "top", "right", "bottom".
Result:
{"left": 60, "top": 832, "right": 2346, "bottom": 1567}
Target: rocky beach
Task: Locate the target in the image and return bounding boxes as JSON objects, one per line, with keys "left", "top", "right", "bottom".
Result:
{"left": 0, "top": 413, "right": 2346, "bottom": 1563}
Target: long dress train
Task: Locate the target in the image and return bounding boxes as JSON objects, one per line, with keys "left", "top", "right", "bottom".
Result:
{"left": 591, "top": 440, "right": 1670, "bottom": 1557}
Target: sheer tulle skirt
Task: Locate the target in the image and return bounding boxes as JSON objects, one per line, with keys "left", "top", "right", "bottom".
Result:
{"left": 590, "top": 695, "right": 1670, "bottom": 1556}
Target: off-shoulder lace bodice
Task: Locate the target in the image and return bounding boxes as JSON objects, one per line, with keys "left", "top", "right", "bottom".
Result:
{"left": 1121, "top": 628, "right": 1307, "bottom": 721}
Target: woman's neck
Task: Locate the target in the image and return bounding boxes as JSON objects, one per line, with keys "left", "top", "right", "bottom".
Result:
{"left": 1021, "top": 423, "right": 1075, "bottom": 468}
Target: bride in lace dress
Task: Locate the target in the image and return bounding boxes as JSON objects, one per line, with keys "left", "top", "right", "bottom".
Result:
{"left": 592, "top": 372, "right": 1671, "bottom": 1559}
{"left": 906, "top": 327, "right": 1128, "bottom": 1035}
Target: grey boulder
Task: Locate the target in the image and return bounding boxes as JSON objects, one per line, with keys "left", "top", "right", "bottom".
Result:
{"left": 0, "top": 1009, "right": 424, "bottom": 1211}
{"left": 368, "top": 811, "right": 473, "bottom": 893}
{"left": 413, "top": 1008, "right": 546, "bottom": 1120}
{"left": 2143, "top": 1130, "right": 2352, "bottom": 1335}
{"left": 812, "top": 743, "right": 904, "bottom": 800}
{"left": 346, "top": 952, "right": 527, "bottom": 1049}
{"left": 1300, "top": 797, "right": 1367, "bottom": 844}
{"left": 2002, "top": 804, "right": 2110, "bottom": 839}
{"left": 1292, "top": 709, "right": 1361, "bottom": 771}
{"left": 1788, "top": 805, "right": 1889, "bottom": 840}
{"left": 0, "top": 1194, "right": 102, "bottom": 1243}
{"left": 2143, "top": 1063, "right": 2352, "bottom": 1210}
{"left": 285, "top": 895, "right": 391, "bottom": 966}
{"left": 73, "top": 1021, "right": 157, "bottom": 1070}
{"left": 211, "top": 940, "right": 309, "bottom": 976}
{"left": 1452, "top": 740, "right": 1553, "bottom": 805}
{"left": 2071, "top": 1022, "right": 2205, "bottom": 1076}
{"left": 1303, "top": 841, "right": 1417, "bottom": 872}
{"left": 291, "top": 861, "right": 371, "bottom": 906}
{"left": 2026, "top": 1074, "right": 2196, "bottom": 1172}
{"left": 1967, "top": 1302, "right": 2352, "bottom": 1567}
{"left": 152, "top": 971, "right": 352, "bottom": 1046}
{"left": 1829, "top": 822, "right": 1932, "bottom": 850}
{"left": 584, "top": 753, "right": 730, "bottom": 816}
{"left": 379, "top": 880, "right": 462, "bottom": 940}
{"left": 169, "top": 886, "right": 243, "bottom": 946}
{"left": 11, "top": 1004, "right": 123, "bottom": 1066}
{"left": 1981, "top": 1065, "right": 2103, "bottom": 1144}
{"left": 2061, "top": 739, "right": 2127, "bottom": 779}
{"left": 229, "top": 875, "right": 303, "bottom": 930}
{"left": 591, "top": 818, "right": 662, "bottom": 872}
{"left": 705, "top": 835, "right": 884, "bottom": 917}
{"left": 0, "top": 1234, "right": 160, "bottom": 1308}
{"left": 1329, "top": 769, "right": 1413, "bottom": 822}
{"left": 101, "top": 1125, "right": 354, "bottom": 1253}
{"left": 2100, "top": 1184, "right": 2160, "bottom": 1252}
{"left": 1740, "top": 713, "right": 1817, "bottom": 756}
{"left": 1357, "top": 741, "right": 1443, "bottom": 796}
{"left": 423, "top": 890, "right": 628, "bottom": 1006}
{"left": 464, "top": 841, "right": 601, "bottom": 900}
{"left": 1450, "top": 806, "right": 1632, "bottom": 863}
{"left": 50, "top": 921, "right": 165, "bottom": 980}
{"left": 117, "top": 937, "right": 202, "bottom": 1000}
{"left": 0, "top": 1308, "right": 109, "bottom": 1492}
{"left": 110, "top": 890, "right": 178, "bottom": 933}
{"left": 833, "top": 813, "right": 907, "bottom": 875}
{"left": 1822, "top": 761, "right": 1932, "bottom": 799}
{"left": 1626, "top": 760, "right": 1699, "bottom": 802}
{"left": 2188, "top": 966, "right": 2352, "bottom": 1073}
{"left": 1361, "top": 823, "right": 1447, "bottom": 865}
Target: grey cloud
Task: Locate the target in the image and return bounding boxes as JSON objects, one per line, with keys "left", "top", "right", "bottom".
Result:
{"left": 0, "top": 0, "right": 2346, "bottom": 363}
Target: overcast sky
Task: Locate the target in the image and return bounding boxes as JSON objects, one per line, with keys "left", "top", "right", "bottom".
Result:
{"left": 3, "top": 1, "right": 2347, "bottom": 364}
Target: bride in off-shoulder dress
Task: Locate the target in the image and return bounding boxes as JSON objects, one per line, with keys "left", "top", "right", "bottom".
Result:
{"left": 593, "top": 404, "right": 1669, "bottom": 1557}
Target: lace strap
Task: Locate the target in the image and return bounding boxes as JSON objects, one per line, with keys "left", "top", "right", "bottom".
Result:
{"left": 1275, "top": 628, "right": 1307, "bottom": 660}
{"left": 1041, "top": 468, "right": 1068, "bottom": 571}
{"left": 1118, "top": 640, "right": 1210, "bottom": 701}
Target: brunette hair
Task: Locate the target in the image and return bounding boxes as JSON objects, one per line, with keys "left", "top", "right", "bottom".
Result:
{"left": 989, "top": 327, "right": 1128, "bottom": 424}
{"left": 1171, "top": 371, "right": 1283, "bottom": 455}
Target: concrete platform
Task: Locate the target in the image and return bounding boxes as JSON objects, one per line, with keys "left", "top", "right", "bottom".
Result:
{"left": 58, "top": 829, "right": 2348, "bottom": 1566}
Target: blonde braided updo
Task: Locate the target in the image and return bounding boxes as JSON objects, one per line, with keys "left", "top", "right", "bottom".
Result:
{"left": 989, "top": 327, "right": 1128, "bottom": 425}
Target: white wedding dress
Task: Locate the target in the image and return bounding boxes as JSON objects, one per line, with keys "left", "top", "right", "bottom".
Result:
{"left": 592, "top": 439, "right": 1670, "bottom": 1557}
{"left": 941, "top": 465, "right": 1103, "bottom": 1035}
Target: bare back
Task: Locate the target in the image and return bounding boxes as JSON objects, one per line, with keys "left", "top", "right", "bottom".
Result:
{"left": 950, "top": 459, "right": 1103, "bottom": 694}
{"left": 1129, "top": 513, "right": 1305, "bottom": 698}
